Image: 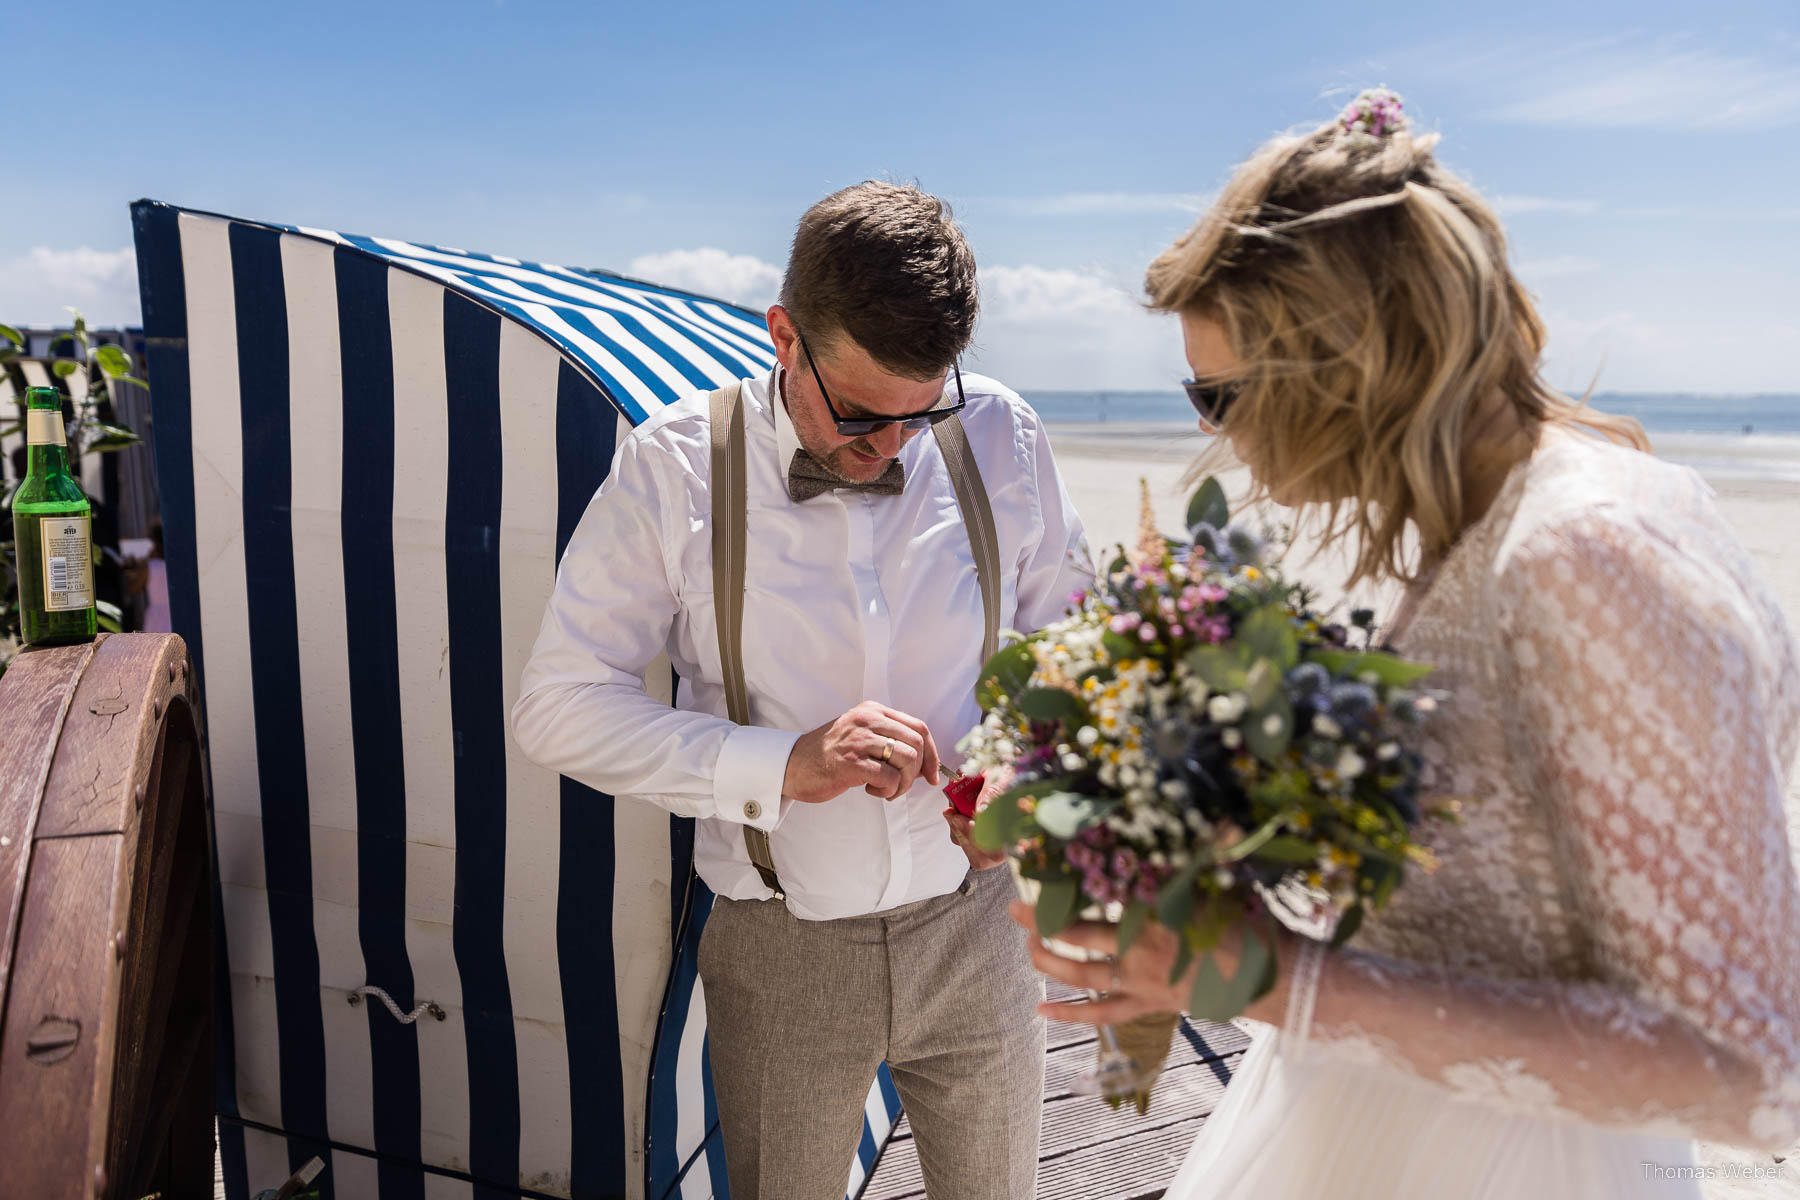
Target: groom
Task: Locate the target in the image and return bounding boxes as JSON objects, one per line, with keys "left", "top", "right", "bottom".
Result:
{"left": 512, "top": 181, "right": 1091, "bottom": 1199}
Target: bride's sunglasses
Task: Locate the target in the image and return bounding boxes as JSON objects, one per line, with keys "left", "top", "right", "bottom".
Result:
{"left": 1182, "top": 378, "right": 1241, "bottom": 433}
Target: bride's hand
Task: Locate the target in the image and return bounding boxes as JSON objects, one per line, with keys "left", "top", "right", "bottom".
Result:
{"left": 1008, "top": 899, "right": 1201, "bottom": 1024}
{"left": 1009, "top": 900, "right": 1287, "bottom": 1025}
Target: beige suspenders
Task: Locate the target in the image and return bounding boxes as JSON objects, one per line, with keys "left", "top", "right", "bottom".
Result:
{"left": 707, "top": 379, "right": 1001, "bottom": 900}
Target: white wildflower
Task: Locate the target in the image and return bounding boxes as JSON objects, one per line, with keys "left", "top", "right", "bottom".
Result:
{"left": 1337, "top": 748, "right": 1366, "bottom": 779}
{"left": 1314, "top": 714, "right": 1343, "bottom": 739}
{"left": 1208, "top": 693, "right": 1248, "bottom": 723}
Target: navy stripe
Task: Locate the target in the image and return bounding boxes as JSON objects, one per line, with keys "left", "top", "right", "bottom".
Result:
{"left": 464, "top": 277, "right": 722, "bottom": 393}
{"left": 646, "top": 877, "right": 710, "bottom": 1198}
{"left": 553, "top": 360, "right": 626, "bottom": 1198}
{"left": 229, "top": 221, "right": 336, "bottom": 1195}
{"left": 220, "top": 1117, "right": 571, "bottom": 1200}
{"left": 218, "top": 1114, "right": 248, "bottom": 1200}
{"left": 334, "top": 246, "right": 428, "bottom": 1200}
{"left": 857, "top": 1121, "right": 878, "bottom": 1181}
{"left": 129, "top": 202, "right": 246, "bottom": 1135}
{"left": 338, "top": 235, "right": 652, "bottom": 424}
{"left": 442, "top": 291, "right": 520, "bottom": 1198}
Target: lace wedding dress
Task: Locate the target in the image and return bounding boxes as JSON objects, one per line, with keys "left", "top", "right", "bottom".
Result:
{"left": 1164, "top": 430, "right": 1800, "bottom": 1199}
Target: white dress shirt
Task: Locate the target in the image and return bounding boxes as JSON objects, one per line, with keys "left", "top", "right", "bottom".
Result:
{"left": 511, "top": 366, "right": 1092, "bottom": 920}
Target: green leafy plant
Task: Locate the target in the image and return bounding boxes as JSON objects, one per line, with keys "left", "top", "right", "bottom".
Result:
{"left": 1, "top": 310, "right": 145, "bottom": 671}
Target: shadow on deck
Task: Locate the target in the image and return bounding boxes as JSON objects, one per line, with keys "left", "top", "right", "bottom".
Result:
{"left": 861, "top": 983, "right": 1251, "bottom": 1200}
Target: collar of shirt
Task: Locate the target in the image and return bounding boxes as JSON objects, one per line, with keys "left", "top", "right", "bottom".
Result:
{"left": 767, "top": 362, "right": 805, "bottom": 485}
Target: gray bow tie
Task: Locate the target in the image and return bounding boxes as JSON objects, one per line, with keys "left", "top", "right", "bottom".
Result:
{"left": 785, "top": 449, "right": 905, "bottom": 503}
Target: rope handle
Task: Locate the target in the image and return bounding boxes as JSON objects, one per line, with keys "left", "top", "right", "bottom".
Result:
{"left": 347, "top": 985, "right": 446, "bottom": 1024}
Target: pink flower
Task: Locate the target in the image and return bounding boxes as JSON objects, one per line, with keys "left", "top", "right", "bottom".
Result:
{"left": 1138, "top": 624, "right": 1158, "bottom": 643}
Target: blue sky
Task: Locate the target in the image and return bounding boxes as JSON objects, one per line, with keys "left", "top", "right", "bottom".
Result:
{"left": 3, "top": 0, "right": 1796, "bottom": 392}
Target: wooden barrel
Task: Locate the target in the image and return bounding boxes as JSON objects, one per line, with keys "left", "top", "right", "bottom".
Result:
{"left": 0, "top": 632, "right": 213, "bottom": 1200}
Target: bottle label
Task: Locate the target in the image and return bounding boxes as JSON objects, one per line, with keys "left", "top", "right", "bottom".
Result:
{"left": 25, "top": 409, "right": 66, "bottom": 446}
{"left": 39, "top": 514, "right": 93, "bottom": 612}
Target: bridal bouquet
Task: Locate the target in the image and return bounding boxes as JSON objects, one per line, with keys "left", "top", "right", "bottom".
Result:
{"left": 958, "top": 479, "right": 1455, "bottom": 1110}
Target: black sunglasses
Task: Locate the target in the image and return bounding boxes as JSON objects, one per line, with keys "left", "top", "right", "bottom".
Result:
{"left": 799, "top": 332, "right": 966, "bottom": 436}
{"left": 1182, "top": 378, "right": 1241, "bottom": 430}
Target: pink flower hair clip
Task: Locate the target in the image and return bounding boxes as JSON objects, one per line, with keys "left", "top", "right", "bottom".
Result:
{"left": 1339, "top": 87, "right": 1407, "bottom": 142}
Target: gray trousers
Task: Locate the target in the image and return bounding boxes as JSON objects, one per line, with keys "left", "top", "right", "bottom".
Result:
{"left": 697, "top": 864, "right": 1046, "bottom": 1200}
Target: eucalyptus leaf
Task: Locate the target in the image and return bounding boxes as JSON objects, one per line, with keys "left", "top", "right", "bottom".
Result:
{"left": 1311, "top": 648, "right": 1434, "bottom": 687}
{"left": 1186, "top": 476, "right": 1229, "bottom": 533}
{"left": 52, "top": 359, "right": 79, "bottom": 378}
{"left": 1168, "top": 937, "right": 1195, "bottom": 990}
{"left": 1101, "top": 630, "right": 1140, "bottom": 660}
{"left": 1032, "top": 791, "right": 1113, "bottom": 839}
{"left": 976, "top": 640, "right": 1037, "bottom": 711}
{"left": 1186, "top": 952, "right": 1228, "bottom": 1018}
{"left": 1241, "top": 693, "right": 1293, "bottom": 764}
{"left": 1244, "top": 657, "right": 1280, "bottom": 709}
{"left": 1017, "top": 686, "right": 1086, "bottom": 726}
{"left": 1116, "top": 900, "right": 1150, "bottom": 956}
{"left": 1035, "top": 877, "right": 1083, "bottom": 938}
{"left": 1185, "top": 642, "right": 1250, "bottom": 691}
{"left": 971, "top": 788, "right": 1031, "bottom": 849}
{"left": 0, "top": 323, "right": 21, "bottom": 347}
{"left": 1188, "top": 927, "right": 1272, "bottom": 1021}
{"left": 1218, "top": 811, "right": 1289, "bottom": 862}
{"left": 1329, "top": 902, "right": 1365, "bottom": 949}
{"left": 1241, "top": 605, "right": 1300, "bottom": 670}
{"left": 1155, "top": 862, "right": 1199, "bottom": 929}
{"left": 1253, "top": 835, "right": 1321, "bottom": 864}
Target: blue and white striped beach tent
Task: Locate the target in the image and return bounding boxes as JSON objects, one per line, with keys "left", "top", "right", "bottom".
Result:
{"left": 129, "top": 201, "right": 904, "bottom": 1200}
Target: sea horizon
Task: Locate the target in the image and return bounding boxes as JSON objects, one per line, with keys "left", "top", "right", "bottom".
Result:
{"left": 1026, "top": 391, "right": 1800, "bottom": 483}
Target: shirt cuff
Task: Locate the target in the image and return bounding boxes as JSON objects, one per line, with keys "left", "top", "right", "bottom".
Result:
{"left": 713, "top": 724, "right": 800, "bottom": 832}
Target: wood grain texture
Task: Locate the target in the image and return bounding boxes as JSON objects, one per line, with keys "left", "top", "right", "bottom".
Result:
{"left": 0, "top": 638, "right": 99, "bottom": 1001}
{"left": 0, "top": 831, "right": 132, "bottom": 1200}
{"left": 39, "top": 633, "right": 192, "bottom": 839}
{"left": 0, "top": 633, "right": 211, "bottom": 1199}
{"left": 863, "top": 988, "right": 1252, "bottom": 1200}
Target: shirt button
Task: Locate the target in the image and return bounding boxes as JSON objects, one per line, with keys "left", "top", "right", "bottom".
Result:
{"left": 744, "top": 800, "right": 762, "bottom": 821}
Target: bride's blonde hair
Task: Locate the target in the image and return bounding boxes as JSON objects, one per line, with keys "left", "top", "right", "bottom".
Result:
{"left": 1146, "top": 91, "right": 1648, "bottom": 586}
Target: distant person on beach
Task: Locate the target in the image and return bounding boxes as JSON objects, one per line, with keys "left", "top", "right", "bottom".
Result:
{"left": 1018, "top": 88, "right": 1800, "bottom": 1198}
{"left": 513, "top": 182, "right": 1091, "bottom": 1200}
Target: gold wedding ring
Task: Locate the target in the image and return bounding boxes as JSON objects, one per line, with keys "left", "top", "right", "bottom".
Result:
{"left": 881, "top": 737, "right": 894, "bottom": 763}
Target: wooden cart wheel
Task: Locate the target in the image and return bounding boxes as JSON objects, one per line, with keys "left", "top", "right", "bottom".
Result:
{"left": 0, "top": 633, "right": 214, "bottom": 1200}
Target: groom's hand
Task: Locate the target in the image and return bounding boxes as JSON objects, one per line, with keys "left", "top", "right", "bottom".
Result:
{"left": 782, "top": 701, "right": 941, "bottom": 804}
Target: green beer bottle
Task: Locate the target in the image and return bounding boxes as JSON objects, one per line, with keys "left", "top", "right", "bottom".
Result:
{"left": 13, "top": 386, "right": 97, "bottom": 646}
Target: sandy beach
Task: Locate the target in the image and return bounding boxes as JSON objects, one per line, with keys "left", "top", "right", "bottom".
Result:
{"left": 1048, "top": 422, "right": 1800, "bottom": 634}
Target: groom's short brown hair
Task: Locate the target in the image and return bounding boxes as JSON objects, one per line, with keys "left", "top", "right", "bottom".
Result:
{"left": 779, "top": 181, "right": 979, "bottom": 380}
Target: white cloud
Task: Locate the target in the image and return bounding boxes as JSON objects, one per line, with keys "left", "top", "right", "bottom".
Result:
{"left": 1514, "top": 255, "right": 1601, "bottom": 280}
{"left": 1407, "top": 34, "right": 1800, "bottom": 131}
{"left": 0, "top": 245, "right": 141, "bottom": 327}
{"left": 969, "top": 265, "right": 1182, "bottom": 390}
{"left": 1486, "top": 45, "right": 1800, "bottom": 130}
{"left": 1007, "top": 192, "right": 1211, "bottom": 217}
{"left": 1491, "top": 196, "right": 1601, "bottom": 216}
{"left": 625, "top": 247, "right": 782, "bottom": 311}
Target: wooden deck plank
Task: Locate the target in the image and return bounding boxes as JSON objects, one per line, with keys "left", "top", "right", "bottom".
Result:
{"left": 865, "top": 1000, "right": 1248, "bottom": 1200}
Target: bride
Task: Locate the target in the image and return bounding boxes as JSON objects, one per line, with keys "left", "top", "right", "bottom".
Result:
{"left": 1014, "top": 89, "right": 1800, "bottom": 1198}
